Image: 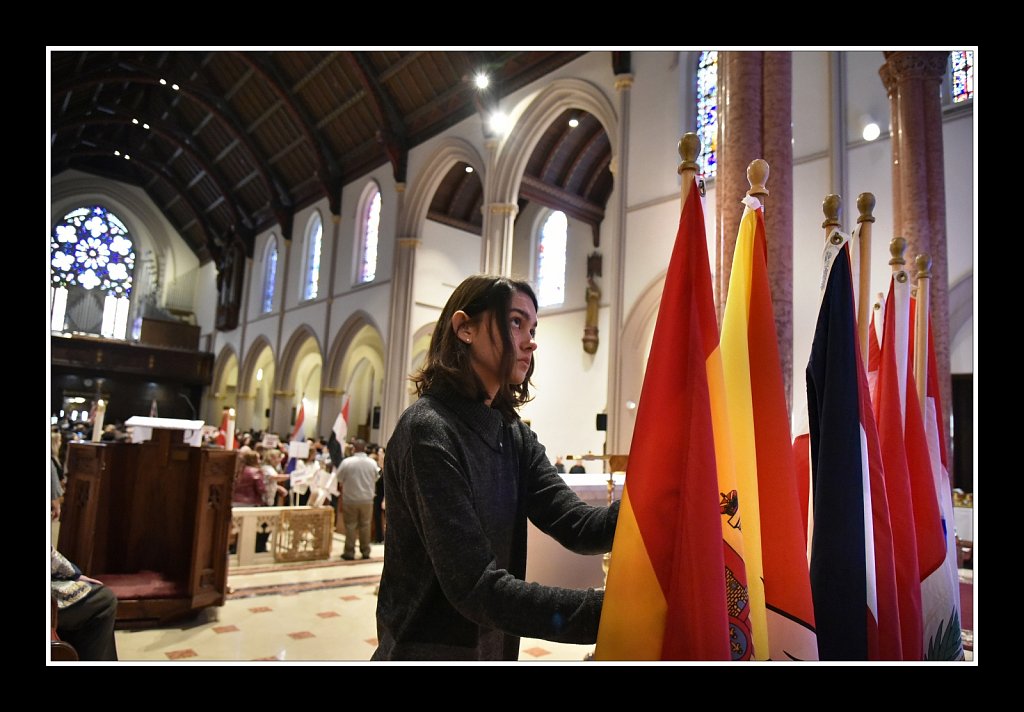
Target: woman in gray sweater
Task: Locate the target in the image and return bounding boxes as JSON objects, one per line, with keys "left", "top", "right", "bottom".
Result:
{"left": 373, "top": 275, "right": 618, "bottom": 661}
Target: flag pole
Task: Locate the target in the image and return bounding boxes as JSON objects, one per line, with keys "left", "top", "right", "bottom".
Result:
{"left": 746, "top": 159, "right": 769, "bottom": 210}
{"left": 823, "top": 194, "right": 842, "bottom": 243}
{"left": 678, "top": 132, "right": 700, "bottom": 210}
{"left": 857, "top": 193, "right": 876, "bottom": 362}
{"left": 914, "top": 254, "right": 932, "bottom": 411}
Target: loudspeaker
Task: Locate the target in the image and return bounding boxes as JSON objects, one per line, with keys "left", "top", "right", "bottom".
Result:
{"left": 372, "top": 406, "right": 381, "bottom": 429}
{"left": 596, "top": 413, "right": 608, "bottom": 431}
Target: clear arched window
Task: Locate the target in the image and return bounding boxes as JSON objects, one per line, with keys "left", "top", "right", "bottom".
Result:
{"left": 357, "top": 186, "right": 381, "bottom": 284}
{"left": 303, "top": 213, "right": 323, "bottom": 300}
{"left": 951, "top": 51, "right": 974, "bottom": 104}
{"left": 50, "top": 205, "right": 135, "bottom": 339}
{"left": 536, "top": 210, "right": 568, "bottom": 308}
{"left": 262, "top": 236, "right": 278, "bottom": 313}
{"left": 696, "top": 51, "right": 718, "bottom": 179}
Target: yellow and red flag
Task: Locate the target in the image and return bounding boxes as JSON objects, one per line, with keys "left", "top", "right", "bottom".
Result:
{"left": 596, "top": 179, "right": 743, "bottom": 660}
{"left": 721, "top": 200, "right": 818, "bottom": 660}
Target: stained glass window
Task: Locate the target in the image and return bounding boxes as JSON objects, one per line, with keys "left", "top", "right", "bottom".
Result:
{"left": 304, "top": 213, "right": 322, "bottom": 300}
{"left": 263, "top": 237, "right": 278, "bottom": 313}
{"left": 697, "top": 51, "right": 718, "bottom": 179}
{"left": 359, "top": 189, "right": 381, "bottom": 284}
{"left": 51, "top": 205, "right": 135, "bottom": 338}
{"left": 951, "top": 51, "right": 974, "bottom": 104}
{"left": 536, "top": 211, "right": 568, "bottom": 308}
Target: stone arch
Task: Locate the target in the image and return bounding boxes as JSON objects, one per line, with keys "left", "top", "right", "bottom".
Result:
{"left": 276, "top": 324, "right": 323, "bottom": 393}
{"left": 491, "top": 78, "right": 618, "bottom": 206}
{"left": 612, "top": 271, "right": 666, "bottom": 453}
{"left": 208, "top": 344, "right": 240, "bottom": 424}
{"left": 399, "top": 137, "right": 486, "bottom": 237}
{"left": 239, "top": 335, "right": 275, "bottom": 393}
{"left": 325, "top": 310, "right": 385, "bottom": 388}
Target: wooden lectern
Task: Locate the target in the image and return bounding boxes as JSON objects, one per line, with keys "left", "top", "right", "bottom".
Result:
{"left": 58, "top": 420, "right": 236, "bottom": 628}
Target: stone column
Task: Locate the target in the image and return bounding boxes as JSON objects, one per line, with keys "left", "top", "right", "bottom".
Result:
{"left": 483, "top": 203, "right": 519, "bottom": 276}
{"left": 380, "top": 232, "right": 418, "bottom": 444}
{"left": 235, "top": 392, "right": 256, "bottom": 433}
{"left": 716, "top": 51, "right": 794, "bottom": 410}
{"left": 879, "top": 51, "right": 953, "bottom": 443}
{"left": 608, "top": 72, "right": 633, "bottom": 455}
{"left": 272, "top": 390, "right": 296, "bottom": 437}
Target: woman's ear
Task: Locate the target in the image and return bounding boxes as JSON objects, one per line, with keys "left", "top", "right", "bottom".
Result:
{"left": 451, "top": 310, "right": 473, "bottom": 344}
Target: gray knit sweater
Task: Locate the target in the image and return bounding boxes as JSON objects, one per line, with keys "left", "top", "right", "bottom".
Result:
{"left": 372, "top": 388, "right": 619, "bottom": 661}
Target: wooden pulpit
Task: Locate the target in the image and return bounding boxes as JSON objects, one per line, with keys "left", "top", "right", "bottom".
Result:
{"left": 58, "top": 424, "right": 236, "bottom": 628}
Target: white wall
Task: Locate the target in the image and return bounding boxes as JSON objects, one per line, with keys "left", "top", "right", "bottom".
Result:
{"left": 52, "top": 50, "right": 975, "bottom": 457}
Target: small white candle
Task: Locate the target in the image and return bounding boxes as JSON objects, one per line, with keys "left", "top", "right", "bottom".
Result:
{"left": 226, "top": 408, "right": 236, "bottom": 451}
{"left": 91, "top": 399, "right": 106, "bottom": 442}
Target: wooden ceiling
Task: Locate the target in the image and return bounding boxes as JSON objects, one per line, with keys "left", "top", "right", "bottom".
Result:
{"left": 51, "top": 50, "right": 621, "bottom": 264}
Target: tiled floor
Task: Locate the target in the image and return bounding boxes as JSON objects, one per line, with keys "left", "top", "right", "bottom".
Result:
{"left": 107, "top": 533, "right": 975, "bottom": 663}
{"left": 113, "top": 534, "right": 595, "bottom": 663}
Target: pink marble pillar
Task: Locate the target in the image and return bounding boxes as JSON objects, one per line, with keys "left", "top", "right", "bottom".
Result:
{"left": 717, "top": 51, "right": 794, "bottom": 410}
{"left": 880, "top": 51, "right": 952, "bottom": 447}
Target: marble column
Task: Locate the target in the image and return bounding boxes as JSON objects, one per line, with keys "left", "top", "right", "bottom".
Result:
{"left": 716, "top": 51, "right": 794, "bottom": 411}
{"left": 879, "top": 51, "right": 952, "bottom": 447}
{"left": 607, "top": 72, "right": 632, "bottom": 455}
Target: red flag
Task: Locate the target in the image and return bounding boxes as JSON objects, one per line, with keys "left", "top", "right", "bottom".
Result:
{"left": 333, "top": 394, "right": 350, "bottom": 442}
{"left": 874, "top": 279, "right": 924, "bottom": 659}
{"left": 290, "top": 400, "right": 306, "bottom": 442}
{"left": 596, "top": 179, "right": 731, "bottom": 659}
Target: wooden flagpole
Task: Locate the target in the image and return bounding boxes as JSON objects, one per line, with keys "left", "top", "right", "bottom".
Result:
{"left": 747, "top": 159, "right": 769, "bottom": 211}
{"left": 914, "top": 254, "right": 932, "bottom": 411}
{"left": 857, "top": 193, "right": 876, "bottom": 363}
{"left": 678, "top": 132, "right": 700, "bottom": 210}
{"left": 822, "top": 194, "right": 842, "bottom": 245}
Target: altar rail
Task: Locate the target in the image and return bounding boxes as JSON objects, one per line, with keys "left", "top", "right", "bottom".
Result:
{"left": 229, "top": 506, "right": 334, "bottom": 567}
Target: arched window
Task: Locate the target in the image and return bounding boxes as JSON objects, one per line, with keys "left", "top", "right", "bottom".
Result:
{"left": 50, "top": 205, "right": 135, "bottom": 339}
{"left": 262, "top": 236, "right": 278, "bottom": 314}
{"left": 536, "top": 210, "right": 568, "bottom": 308}
{"left": 303, "top": 212, "right": 323, "bottom": 300}
{"left": 951, "top": 51, "right": 974, "bottom": 104}
{"left": 357, "top": 185, "right": 381, "bottom": 284}
{"left": 696, "top": 51, "right": 718, "bottom": 179}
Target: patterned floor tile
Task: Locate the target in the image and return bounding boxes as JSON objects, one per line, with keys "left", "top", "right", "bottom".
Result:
{"left": 288, "top": 631, "right": 315, "bottom": 639}
{"left": 166, "top": 648, "right": 198, "bottom": 660}
{"left": 522, "top": 647, "right": 550, "bottom": 657}
{"left": 213, "top": 625, "right": 240, "bottom": 634}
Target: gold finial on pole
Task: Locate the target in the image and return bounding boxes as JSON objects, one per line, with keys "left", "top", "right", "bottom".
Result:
{"left": 678, "top": 132, "right": 701, "bottom": 211}
{"left": 822, "top": 194, "right": 842, "bottom": 232}
{"left": 914, "top": 253, "right": 933, "bottom": 410}
{"left": 854, "top": 193, "right": 876, "bottom": 361}
{"left": 746, "top": 159, "right": 769, "bottom": 208}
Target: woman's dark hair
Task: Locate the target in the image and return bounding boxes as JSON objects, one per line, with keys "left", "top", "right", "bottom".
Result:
{"left": 412, "top": 274, "right": 538, "bottom": 420}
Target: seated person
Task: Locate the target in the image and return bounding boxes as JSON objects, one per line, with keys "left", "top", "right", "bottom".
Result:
{"left": 51, "top": 546, "right": 118, "bottom": 661}
{"left": 232, "top": 450, "right": 267, "bottom": 506}
{"left": 568, "top": 458, "right": 587, "bottom": 474}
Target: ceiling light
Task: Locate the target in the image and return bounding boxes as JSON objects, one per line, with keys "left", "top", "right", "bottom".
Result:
{"left": 474, "top": 73, "right": 490, "bottom": 90}
{"left": 171, "top": 83, "right": 180, "bottom": 91}
{"left": 114, "top": 150, "right": 120, "bottom": 156}
{"left": 862, "top": 122, "right": 881, "bottom": 142}
{"left": 488, "top": 111, "right": 509, "bottom": 136}
{"left": 132, "top": 118, "right": 139, "bottom": 125}
{"left": 465, "top": 166, "right": 474, "bottom": 173}
{"left": 568, "top": 118, "right": 579, "bottom": 128}
{"left": 143, "top": 123, "right": 150, "bottom": 130}
{"left": 124, "top": 154, "right": 131, "bottom": 160}
{"left": 256, "top": 368, "right": 264, "bottom": 382}
{"left": 159, "top": 78, "right": 167, "bottom": 85}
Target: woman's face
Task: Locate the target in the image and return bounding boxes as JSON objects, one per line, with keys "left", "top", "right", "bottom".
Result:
{"left": 465, "top": 290, "right": 538, "bottom": 399}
